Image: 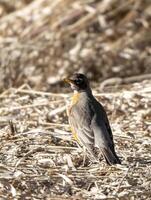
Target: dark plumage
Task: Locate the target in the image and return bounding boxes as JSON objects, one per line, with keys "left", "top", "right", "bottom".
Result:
{"left": 64, "top": 73, "right": 121, "bottom": 165}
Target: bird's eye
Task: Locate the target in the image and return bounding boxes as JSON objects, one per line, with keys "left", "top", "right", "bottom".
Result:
{"left": 75, "top": 78, "right": 83, "bottom": 85}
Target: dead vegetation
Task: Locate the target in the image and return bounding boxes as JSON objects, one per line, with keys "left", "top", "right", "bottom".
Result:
{"left": 0, "top": 0, "right": 151, "bottom": 199}
{"left": 0, "top": 80, "right": 151, "bottom": 199}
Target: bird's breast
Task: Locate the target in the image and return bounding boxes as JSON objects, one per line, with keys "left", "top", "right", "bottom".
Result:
{"left": 71, "top": 92, "right": 80, "bottom": 105}
{"left": 67, "top": 92, "right": 80, "bottom": 115}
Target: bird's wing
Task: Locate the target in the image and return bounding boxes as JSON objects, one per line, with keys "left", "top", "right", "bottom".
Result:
{"left": 91, "top": 116, "right": 121, "bottom": 164}
{"left": 95, "top": 101, "right": 114, "bottom": 142}
{"left": 91, "top": 116, "right": 114, "bottom": 149}
{"left": 90, "top": 100, "right": 114, "bottom": 148}
{"left": 90, "top": 100, "right": 121, "bottom": 164}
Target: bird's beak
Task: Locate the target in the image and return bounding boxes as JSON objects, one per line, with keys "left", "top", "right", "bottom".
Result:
{"left": 63, "top": 78, "right": 74, "bottom": 84}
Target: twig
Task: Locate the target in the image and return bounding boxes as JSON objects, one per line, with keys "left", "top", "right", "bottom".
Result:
{"left": 100, "top": 74, "right": 151, "bottom": 89}
{"left": 14, "top": 147, "right": 45, "bottom": 169}
{"left": 9, "top": 120, "right": 17, "bottom": 135}
{"left": 47, "top": 105, "right": 66, "bottom": 118}
{"left": 27, "top": 121, "right": 70, "bottom": 128}
{"left": 15, "top": 88, "right": 68, "bottom": 98}
{"left": 114, "top": 166, "right": 131, "bottom": 195}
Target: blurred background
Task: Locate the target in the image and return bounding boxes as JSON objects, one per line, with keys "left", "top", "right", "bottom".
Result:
{"left": 0, "top": 0, "right": 151, "bottom": 92}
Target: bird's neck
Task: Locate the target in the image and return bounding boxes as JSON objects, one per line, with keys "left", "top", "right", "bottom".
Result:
{"left": 71, "top": 89, "right": 93, "bottom": 105}
{"left": 71, "top": 91, "right": 80, "bottom": 105}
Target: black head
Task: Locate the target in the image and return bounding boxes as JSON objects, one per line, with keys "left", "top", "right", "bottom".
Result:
{"left": 64, "top": 73, "right": 90, "bottom": 92}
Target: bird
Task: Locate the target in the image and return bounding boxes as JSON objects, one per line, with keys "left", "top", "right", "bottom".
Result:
{"left": 64, "top": 73, "right": 121, "bottom": 165}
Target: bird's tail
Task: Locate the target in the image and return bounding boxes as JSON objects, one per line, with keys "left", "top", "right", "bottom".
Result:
{"left": 101, "top": 147, "right": 121, "bottom": 165}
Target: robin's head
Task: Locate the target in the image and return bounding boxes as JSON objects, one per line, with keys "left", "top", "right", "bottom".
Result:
{"left": 64, "top": 73, "right": 90, "bottom": 92}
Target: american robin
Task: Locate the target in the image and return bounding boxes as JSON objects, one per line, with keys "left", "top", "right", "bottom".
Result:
{"left": 64, "top": 73, "right": 121, "bottom": 165}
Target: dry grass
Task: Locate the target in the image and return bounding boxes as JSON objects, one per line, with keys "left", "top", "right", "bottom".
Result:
{"left": 0, "top": 81, "right": 151, "bottom": 199}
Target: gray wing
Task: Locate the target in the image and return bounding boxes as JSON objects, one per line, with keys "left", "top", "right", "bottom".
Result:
{"left": 91, "top": 99, "right": 121, "bottom": 165}
{"left": 93, "top": 100, "right": 114, "bottom": 142}
{"left": 91, "top": 115, "right": 114, "bottom": 150}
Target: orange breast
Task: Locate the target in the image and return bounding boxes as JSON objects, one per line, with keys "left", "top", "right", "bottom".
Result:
{"left": 67, "top": 92, "right": 80, "bottom": 115}
{"left": 71, "top": 92, "right": 80, "bottom": 105}
{"left": 67, "top": 92, "right": 80, "bottom": 142}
